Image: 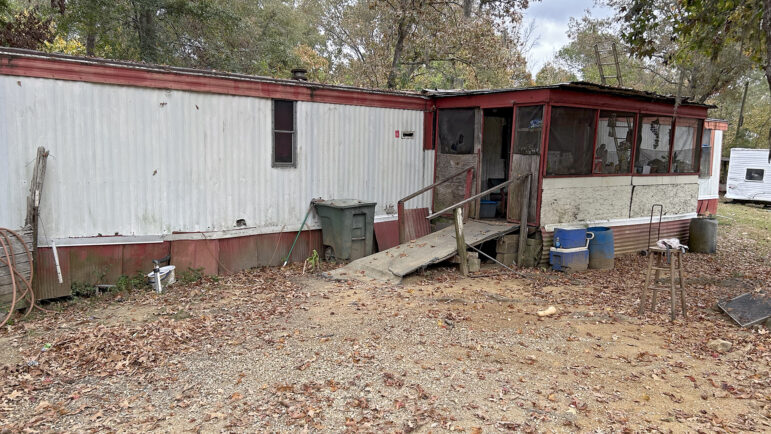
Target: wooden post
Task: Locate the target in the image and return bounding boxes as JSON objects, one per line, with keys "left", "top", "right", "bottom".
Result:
{"left": 517, "top": 174, "right": 531, "bottom": 267}
{"left": 453, "top": 207, "right": 468, "bottom": 276}
{"left": 25, "top": 147, "right": 49, "bottom": 254}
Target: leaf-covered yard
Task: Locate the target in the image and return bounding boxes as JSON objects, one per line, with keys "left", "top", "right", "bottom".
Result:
{"left": 1, "top": 202, "right": 769, "bottom": 432}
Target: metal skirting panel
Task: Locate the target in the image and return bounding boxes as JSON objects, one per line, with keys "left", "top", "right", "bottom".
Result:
{"left": 401, "top": 208, "right": 431, "bottom": 242}
{"left": 540, "top": 219, "right": 691, "bottom": 267}
{"left": 0, "top": 76, "right": 434, "bottom": 241}
{"left": 31, "top": 231, "right": 323, "bottom": 299}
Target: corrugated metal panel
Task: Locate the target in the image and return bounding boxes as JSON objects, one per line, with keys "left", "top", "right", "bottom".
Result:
{"left": 0, "top": 76, "right": 434, "bottom": 240}
{"left": 725, "top": 148, "right": 771, "bottom": 202}
{"left": 540, "top": 219, "right": 691, "bottom": 267}
{"left": 401, "top": 208, "right": 431, "bottom": 242}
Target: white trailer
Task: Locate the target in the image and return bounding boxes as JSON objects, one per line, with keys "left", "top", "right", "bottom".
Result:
{"left": 725, "top": 148, "right": 771, "bottom": 203}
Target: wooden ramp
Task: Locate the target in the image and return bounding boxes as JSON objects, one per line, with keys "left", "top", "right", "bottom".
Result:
{"left": 326, "top": 220, "right": 518, "bottom": 284}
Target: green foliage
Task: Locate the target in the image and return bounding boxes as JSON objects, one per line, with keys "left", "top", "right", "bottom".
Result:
{"left": 179, "top": 267, "right": 205, "bottom": 284}
{"left": 306, "top": 249, "right": 320, "bottom": 272}
{"left": 71, "top": 281, "right": 98, "bottom": 298}
{"left": 615, "top": 0, "right": 770, "bottom": 156}
{"left": 116, "top": 273, "right": 148, "bottom": 292}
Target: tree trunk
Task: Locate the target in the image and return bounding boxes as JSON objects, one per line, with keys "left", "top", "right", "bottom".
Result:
{"left": 86, "top": 32, "right": 96, "bottom": 57}
{"left": 764, "top": 0, "right": 771, "bottom": 161}
{"left": 138, "top": 7, "right": 158, "bottom": 63}
{"left": 463, "top": 0, "right": 473, "bottom": 18}
{"left": 386, "top": 16, "right": 407, "bottom": 89}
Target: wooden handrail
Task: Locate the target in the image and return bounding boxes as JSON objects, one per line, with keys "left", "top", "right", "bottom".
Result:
{"left": 397, "top": 166, "right": 475, "bottom": 244}
{"left": 426, "top": 174, "right": 527, "bottom": 220}
{"left": 397, "top": 166, "right": 475, "bottom": 205}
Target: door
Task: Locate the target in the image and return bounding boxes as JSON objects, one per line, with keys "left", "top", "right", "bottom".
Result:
{"left": 433, "top": 107, "right": 482, "bottom": 217}
{"left": 508, "top": 105, "right": 544, "bottom": 224}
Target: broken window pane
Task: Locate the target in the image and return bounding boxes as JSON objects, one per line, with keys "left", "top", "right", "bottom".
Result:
{"left": 546, "top": 107, "right": 596, "bottom": 176}
{"left": 699, "top": 128, "right": 713, "bottom": 178}
{"left": 273, "top": 100, "right": 295, "bottom": 166}
{"left": 634, "top": 115, "right": 672, "bottom": 174}
{"left": 513, "top": 105, "right": 543, "bottom": 155}
{"left": 672, "top": 118, "right": 702, "bottom": 173}
{"left": 593, "top": 111, "right": 635, "bottom": 174}
{"left": 438, "top": 108, "right": 475, "bottom": 154}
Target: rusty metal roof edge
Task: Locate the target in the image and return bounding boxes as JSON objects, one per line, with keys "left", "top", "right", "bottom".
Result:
{"left": 425, "top": 81, "right": 716, "bottom": 109}
{"left": 0, "top": 47, "right": 430, "bottom": 100}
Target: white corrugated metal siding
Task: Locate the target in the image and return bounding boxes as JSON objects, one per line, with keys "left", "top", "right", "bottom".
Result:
{"left": 0, "top": 76, "right": 434, "bottom": 241}
{"left": 725, "top": 148, "right": 771, "bottom": 202}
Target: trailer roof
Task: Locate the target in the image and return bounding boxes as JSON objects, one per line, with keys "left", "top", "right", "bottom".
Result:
{"left": 424, "top": 81, "right": 715, "bottom": 108}
{"left": 0, "top": 48, "right": 714, "bottom": 109}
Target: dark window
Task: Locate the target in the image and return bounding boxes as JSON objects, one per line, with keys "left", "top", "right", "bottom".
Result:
{"left": 672, "top": 118, "right": 702, "bottom": 173}
{"left": 513, "top": 105, "right": 543, "bottom": 155}
{"left": 634, "top": 115, "right": 673, "bottom": 174}
{"left": 546, "top": 107, "right": 596, "bottom": 176}
{"left": 438, "top": 108, "right": 475, "bottom": 154}
{"left": 593, "top": 111, "right": 635, "bottom": 174}
{"left": 699, "top": 128, "right": 713, "bottom": 178}
{"left": 273, "top": 100, "right": 295, "bottom": 167}
{"left": 745, "top": 168, "right": 765, "bottom": 181}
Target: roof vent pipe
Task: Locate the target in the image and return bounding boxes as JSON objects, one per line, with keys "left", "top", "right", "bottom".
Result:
{"left": 291, "top": 68, "right": 308, "bottom": 81}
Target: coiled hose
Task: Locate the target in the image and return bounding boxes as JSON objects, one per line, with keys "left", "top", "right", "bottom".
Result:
{"left": 0, "top": 228, "right": 35, "bottom": 327}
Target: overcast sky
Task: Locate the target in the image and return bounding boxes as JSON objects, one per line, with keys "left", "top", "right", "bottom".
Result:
{"left": 523, "top": 0, "right": 614, "bottom": 75}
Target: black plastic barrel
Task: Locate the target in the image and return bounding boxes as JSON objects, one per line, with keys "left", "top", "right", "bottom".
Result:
{"left": 587, "top": 226, "right": 614, "bottom": 269}
{"left": 689, "top": 217, "right": 717, "bottom": 253}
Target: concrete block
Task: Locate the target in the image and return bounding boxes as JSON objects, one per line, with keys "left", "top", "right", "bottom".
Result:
{"left": 468, "top": 257, "right": 481, "bottom": 272}
{"left": 496, "top": 234, "right": 520, "bottom": 254}
{"left": 496, "top": 253, "right": 517, "bottom": 266}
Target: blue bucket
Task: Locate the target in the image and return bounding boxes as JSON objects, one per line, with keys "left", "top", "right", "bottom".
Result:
{"left": 553, "top": 228, "right": 587, "bottom": 249}
{"left": 587, "top": 227, "right": 614, "bottom": 269}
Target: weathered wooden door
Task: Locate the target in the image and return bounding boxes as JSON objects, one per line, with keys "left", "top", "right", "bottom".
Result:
{"left": 508, "top": 105, "right": 544, "bottom": 224}
{"left": 433, "top": 108, "right": 482, "bottom": 217}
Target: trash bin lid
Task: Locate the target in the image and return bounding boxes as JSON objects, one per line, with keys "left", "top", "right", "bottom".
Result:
{"left": 314, "top": 199, "right": 377, "bottom": 209}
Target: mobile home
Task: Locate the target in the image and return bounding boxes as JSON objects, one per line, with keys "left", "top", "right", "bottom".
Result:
{"left": 725, "top": 148, "right": 771, "bottom": 203}
{"left": 0, "top": 48, "right": 716, "bottom": 298}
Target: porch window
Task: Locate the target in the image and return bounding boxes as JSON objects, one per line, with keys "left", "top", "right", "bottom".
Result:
{"left": 699, "top": 128, "right": 714, "bottom": 178}
{"left": 272, "top": 100, "right": 296, "bottom": 167}
{"left": 634, "top": 115, "right": 673, "bottom": 174}
{"left": 593, "top": 111, "right": 635, "bottom": 174}
{"left": 438, "top": 108, "right": 475, "bottom": 154}
{"left": 672, "top": 118, "right": 702, "bottom": 173}
{"left": 546, "top": 106, "right": 596, "bottom": 176}
{"left": 513, "top": 105, "right": 543, "bottom": 155}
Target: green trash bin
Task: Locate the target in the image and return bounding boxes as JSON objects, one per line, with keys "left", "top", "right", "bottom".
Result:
{"left": 314, "top": 199, "right": 377, "bottom": 261}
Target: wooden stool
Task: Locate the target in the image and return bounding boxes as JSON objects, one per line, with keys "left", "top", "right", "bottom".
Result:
{"left": 639, "top": 247, "right": 687, "bottom": 321}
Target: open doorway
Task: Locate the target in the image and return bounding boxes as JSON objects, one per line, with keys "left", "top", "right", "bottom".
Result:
{"left": 480, "top": 107, "right": 512, "bottom": 219}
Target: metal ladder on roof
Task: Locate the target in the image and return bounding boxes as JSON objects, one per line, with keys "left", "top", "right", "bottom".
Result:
{"left": 594, "top": 43, "right": 623, "bottom": 87}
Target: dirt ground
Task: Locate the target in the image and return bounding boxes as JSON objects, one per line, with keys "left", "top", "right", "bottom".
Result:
{"left": 1, "top": 202, "right": 770, "bottom": 433}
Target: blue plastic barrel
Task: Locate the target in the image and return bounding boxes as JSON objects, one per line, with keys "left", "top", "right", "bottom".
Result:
{"left": 553, "top": 228, "right": 587, "bottom": 249}
{"left": 587, "top": 227, "right": 614, "bottom": 269}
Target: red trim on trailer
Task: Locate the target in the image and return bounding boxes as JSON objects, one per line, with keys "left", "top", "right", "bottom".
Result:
{"left": 434, "top": 89, "right": 551, "bottom": 109}
{"left": 0, "top": 55, "right": 429, "bottom": 110}
{"left": 423, "top": 110, "right": 435, "bottom": 150}
{"left": 591, "top": 109, "right": 600, "bottom": 173}
{"left": 536, "top": 104, "right": 551, "bottom": 227}
{"left": 630, "top": 113, "right": 640, "bottom": 174}
{"left": 548, "top": 90, "right": 707, "bottom": 118}
{"left": 506, "top": 104, "right": 518, "bottom": 222}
